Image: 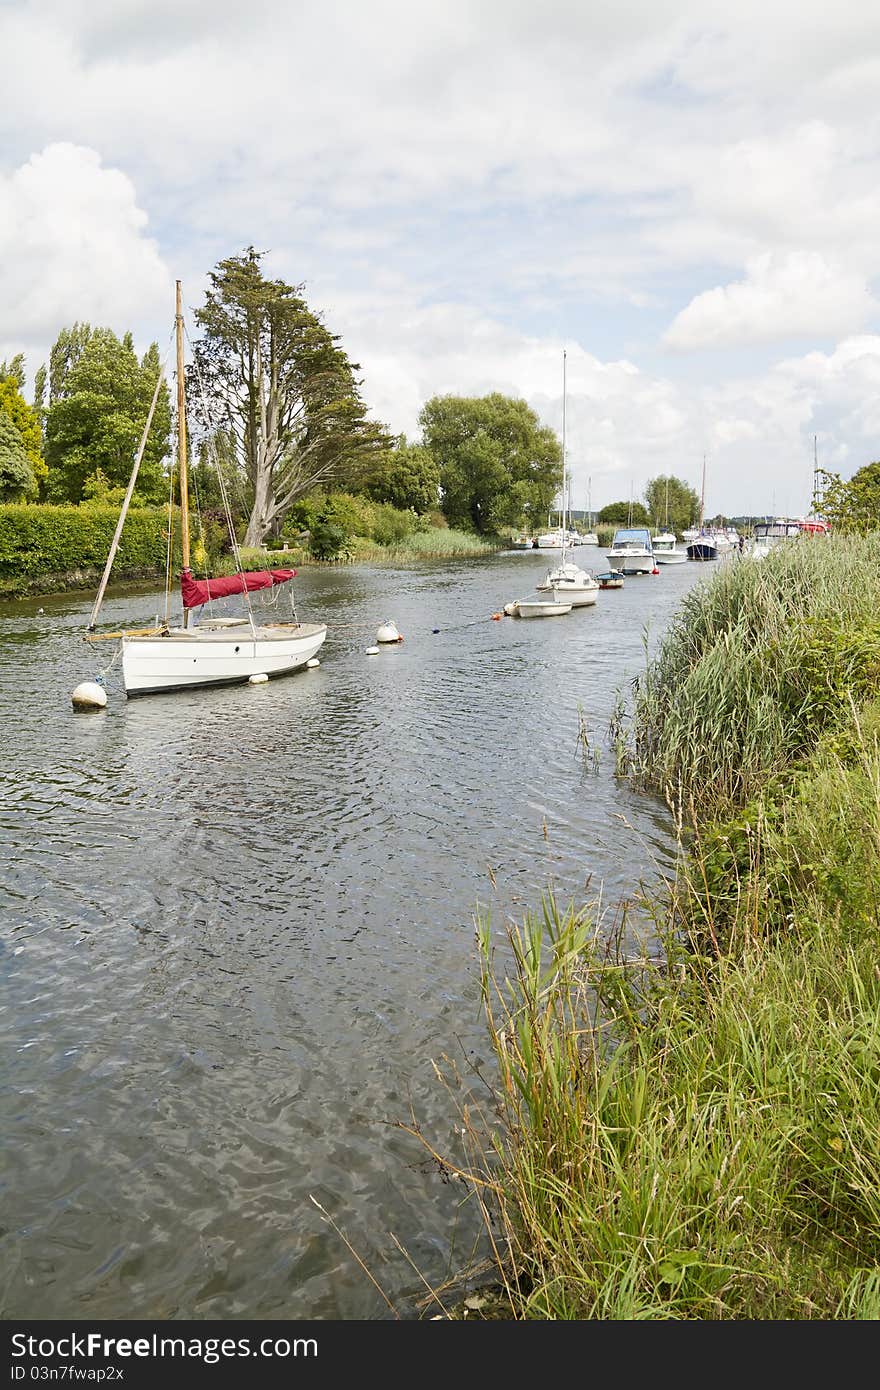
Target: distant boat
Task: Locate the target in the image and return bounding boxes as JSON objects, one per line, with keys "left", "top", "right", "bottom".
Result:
{"left": 652, "top": 481, "right": 686, "bottom": 563}
{"left": 536, "top": 529, "right": 566, "bottom": 549}
{"left": 504, "top": 597, "right": 573, "bottom": 618}
{"left": 605, "top": 527, "right": 655, "bottom": 575}
{"left": 651, "top": 531, "right": 687, "bottom": 564}
{"left": 510, "top": 534, "right": 535, "bottom": 549}
{"left": 686, "top": 457, "right": 719, "bottom": 562}
{"left": 535, "top": 351, "right": 600, "bottom": 607}
{"left": 581, "top": 476, "right": 599, "bottom": 544}
{"left": 686, "top": 533, "right": 719, "bottom": 562}
{"left": 596, "top": 569, "right": 624, "bottom": 589}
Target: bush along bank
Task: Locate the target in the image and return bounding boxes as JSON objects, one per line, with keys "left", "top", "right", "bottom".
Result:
{"left": 0, "top": 495, "right": 501, "bottom": 595}
{"left": 0, "top": 503, "right": 177, "bottom": 597}
{"left": 434, "top": 534, "right": 880, "bottom": 1319}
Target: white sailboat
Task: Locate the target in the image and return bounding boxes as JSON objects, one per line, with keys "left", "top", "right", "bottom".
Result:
{"left": 536, "top": 351, "right": 599, "bottom": 607}
{"left": 580, "top": 475, "right": 599, "bottom": 546}
{"left": 686, "top": 456, "right": 719, "bottom": 562}
{"left": 85, "top": 281, "right": 327, "bottom": 696}
{"left": 652, "top": 479, "right": 687, "bottom": 563}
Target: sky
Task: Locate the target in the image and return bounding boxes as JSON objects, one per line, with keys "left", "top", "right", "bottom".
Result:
{"left": 2, "top": 0, "right": 880, "bottom": 518}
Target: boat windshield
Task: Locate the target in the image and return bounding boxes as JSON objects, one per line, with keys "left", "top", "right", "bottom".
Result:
{"left": 611, "top": 529, "right": 651, "bottom": 545}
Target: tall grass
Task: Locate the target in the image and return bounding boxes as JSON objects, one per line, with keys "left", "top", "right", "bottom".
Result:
{"left": 353, "top": 527, "right": 499, "bottom": 561}
{"left": 624, "top": 535, "right": 880, "bottom": 815}
{"left": 421, "top": 532, "right": 880, "bottom": 1319}
{"left": 457, "top": 876, "right": 880, "bottom": 1318}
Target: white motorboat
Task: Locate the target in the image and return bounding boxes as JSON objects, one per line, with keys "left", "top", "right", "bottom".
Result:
{"left": 536, "top": 528, "right": 566, "bottom": 549}
{"left": 605, "top": 527, "right": 655, "bottom": 574}
{"left": 651, "top": 531, "right": 687, "bottom": 564}
{"left": 504, "top": 597, "right": 573, "bottom": 618}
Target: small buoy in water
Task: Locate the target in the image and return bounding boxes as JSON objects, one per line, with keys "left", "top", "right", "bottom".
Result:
{"left": 432, "top": 628, "right": 440, "bottom": 634}
{"left": 652, "top": 568, "right": 660, "bottom": 575}
{"left": 248, "top": 673, "right": 269, "bottom": 684}
{"left": 37, "top": 607, "right": 44, "bottom": 615}
{"left": 306, "top": 658, "right": 320, "bottom": 668}
{"left": 366, "top": 646, "right": 380, "bottom": 655}
{"left": 71, "top": 680, "right": 107, "bottom": 711}
{"left": 503, "top": 602, "right": 517, "bottom": 617}
{"left": 491, "top": 612, "right": 503, "bottom": 620}
{"left": 376, "top": 619, "right": 401, "bottom": 643}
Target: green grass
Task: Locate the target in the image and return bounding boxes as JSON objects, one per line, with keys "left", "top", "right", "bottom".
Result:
{"left": 422, "top": 531, "right": 880, "bottom": 1320}
{"left": 350, "top": 527, "right": 500, "bottom": 561}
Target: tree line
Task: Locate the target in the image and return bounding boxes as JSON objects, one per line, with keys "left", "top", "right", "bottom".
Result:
{"left": 0, "top": 248, "right": 563, "bottom": 547}
{"left": 4, "top": 246, "right": 874, "bottom": 546}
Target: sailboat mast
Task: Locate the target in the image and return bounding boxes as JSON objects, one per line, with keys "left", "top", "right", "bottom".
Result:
{"left": 175, "top": 282, "right": 191, "bottom": 628}
{"left": 700, "top": 455, "right": 706, "bottom": 529}
{"left": 561, "top": 348, "right": 568, "bottom": 558}
{"left": 176, "top": 281, "right": 191, "bottom": 573}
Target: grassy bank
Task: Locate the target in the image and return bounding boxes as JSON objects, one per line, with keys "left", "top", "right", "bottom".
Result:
{"left": 434, "top": 535, "right": 880, "bottom": 1319}
{"left": 0, "top": 525, "right": 499, "bottom": 598}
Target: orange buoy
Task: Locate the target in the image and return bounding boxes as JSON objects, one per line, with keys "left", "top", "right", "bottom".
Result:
{"left": 492, "top": 612, "right": 502, "bottom": 621}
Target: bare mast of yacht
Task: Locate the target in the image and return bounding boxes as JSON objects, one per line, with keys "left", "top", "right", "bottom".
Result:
{"left": 175, "top": 281, "right": 192, "bottom": 628}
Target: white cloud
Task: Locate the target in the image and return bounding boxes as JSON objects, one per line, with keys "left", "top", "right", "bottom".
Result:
{"left": 663, "top": 252, "right": 878, "bottom": 350}
{"left": 0, "top": 144, "right": 171, "bottom": 361}
{"left": 2, "top": 5, "right": 880, "bottom": 514}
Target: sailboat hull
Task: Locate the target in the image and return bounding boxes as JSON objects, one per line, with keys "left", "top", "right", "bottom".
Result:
{"left": 121, "top": 623, "right": 327, "bottom": 695}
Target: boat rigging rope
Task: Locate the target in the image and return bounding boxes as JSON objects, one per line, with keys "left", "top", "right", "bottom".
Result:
{"left": 183, "top": 320, "right": 260, "bottom": 636}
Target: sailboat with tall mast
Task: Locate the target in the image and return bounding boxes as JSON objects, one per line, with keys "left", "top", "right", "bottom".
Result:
{"left": 652, "top": 477, "right": 686, "bottom": 564}
{"left": 686, "top": 455, "right": 719, "bottom": 561}
{"left": 580, "top": 476, "right": 599, "bottom": 546}
{"left": 85, "top": 281, "right": 327, "bottom": 695}
{"left": 536, "top": 349, "right": 599, "bottom": 606}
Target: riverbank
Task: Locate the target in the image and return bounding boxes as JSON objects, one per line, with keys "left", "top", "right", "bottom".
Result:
{"left": 0, "top": 526, "right": 501, "bottom": 598}
{"left": 438, "top": 534, "right": 880, "bottom": 1319}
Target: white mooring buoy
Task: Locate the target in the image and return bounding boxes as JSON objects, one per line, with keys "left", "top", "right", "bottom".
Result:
{"left": 248, "top": 673, "right": 269, "bottom": 684}
{"left": 376, "top": 619, "right": 401, "bottom": 643}
{"left": 365, "top": 646, "right": 380, "bottom": 655}
{"left": 71, "top": 681, "right": 108, "bottom": 711}
{"left": 306, "top": 658, "right": 320, "bottom": 668}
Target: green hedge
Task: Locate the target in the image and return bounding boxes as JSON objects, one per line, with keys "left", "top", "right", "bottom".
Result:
{"left": 0, "top": 503, "right": 174, "bottom": 581}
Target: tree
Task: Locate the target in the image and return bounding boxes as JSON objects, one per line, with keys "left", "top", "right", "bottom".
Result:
{"left": 365, "top": 435, "right": 440, "bottom": 513}
{"left": 598, "top": 500, "right": 651, "bottom": 525}
{"left": 0, "top": 364, "right": 46, "bottom": 494}
{"left": 815, "top": 462, "right": 880, "bottom": 533}
{"left": 190, "top": 248, "right": 392, "bottom": 546}
{"left": 0, "top": 412, "right": 37, "bottom": 500}
{"left": 44, "top": 328, "right": 171, "bottom": 504}
{"left": 643, "top": 475, "right": 700, "bottom": 534}
{"left": 418, "top": 393, "right": 561, "bottom": 534}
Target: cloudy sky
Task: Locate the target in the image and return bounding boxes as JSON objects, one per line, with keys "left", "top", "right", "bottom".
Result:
{"left": 2, "top": 0, "right": 880, "bottom": 517}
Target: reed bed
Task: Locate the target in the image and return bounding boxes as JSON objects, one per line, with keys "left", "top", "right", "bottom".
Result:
{"left": 426, "top": 533, "right": 880, "bottom": 1319}
{"left": 624, "top": 535, "right": 880, "bottom": 816}
{"left": 352, "top": 528, "right": 499, "bottom": 561}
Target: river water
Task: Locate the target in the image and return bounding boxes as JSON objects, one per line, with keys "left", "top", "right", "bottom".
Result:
{"left": 0, "top": 549, "right": 707, "bottom": 1320}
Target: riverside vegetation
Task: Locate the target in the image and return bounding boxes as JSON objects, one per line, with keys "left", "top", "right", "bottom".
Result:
{"left": 431, "top": 533, "right": 880, "bottom": 1319}
{"left": 0, "top": 494, "right": 498, "bottom": 597}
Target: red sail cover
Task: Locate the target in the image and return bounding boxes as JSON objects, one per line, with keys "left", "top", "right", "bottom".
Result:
{"left": 180, "top": 566, "right": 297, "bottom": 609}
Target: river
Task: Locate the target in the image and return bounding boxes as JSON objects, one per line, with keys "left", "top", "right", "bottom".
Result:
{"left": 0, "top": 549, "right": 707, "bottom": 1319}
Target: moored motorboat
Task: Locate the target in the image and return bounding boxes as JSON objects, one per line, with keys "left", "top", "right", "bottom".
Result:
{"left": 605, "top": 526, "right": 655, "bottom": 574}
{"left": 686, "top": 532, "right": 719, "bottom": 561}
{"left": 596, "top": 569, "right": 624, "bottom": 589}
{"left": 505, "top": 597, "right": 573, "bottom": 618}
{"left": 651, "top": 531, "right": 687, "bottom": 564}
